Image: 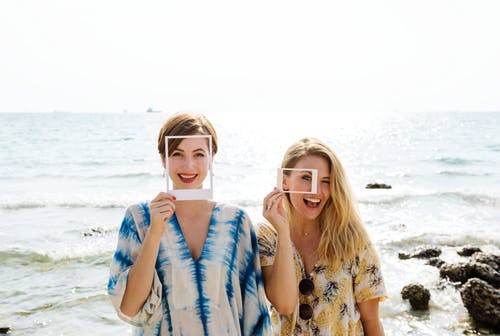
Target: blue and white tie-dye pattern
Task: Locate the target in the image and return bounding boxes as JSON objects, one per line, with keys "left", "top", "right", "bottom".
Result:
{"left": 108, "top": 202, "right": 272, "bottom": 336}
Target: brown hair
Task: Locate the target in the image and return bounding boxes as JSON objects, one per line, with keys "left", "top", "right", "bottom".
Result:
{"left": 157, "top": 112, "right": 218, "bottom": 158}
{"left": 281, "top": 137, "right": 371, "bottom": 269}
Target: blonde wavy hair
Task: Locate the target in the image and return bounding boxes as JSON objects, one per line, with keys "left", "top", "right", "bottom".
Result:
{"left": 282, "top": 137, "right": 371, "bottom": 270}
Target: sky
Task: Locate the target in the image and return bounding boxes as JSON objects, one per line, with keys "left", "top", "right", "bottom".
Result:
{"left": 1, "top": 0, "right": 500, "bottom": 120}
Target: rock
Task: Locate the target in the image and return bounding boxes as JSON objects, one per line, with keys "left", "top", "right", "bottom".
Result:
{"left": 399, "top": 246, "right": 442, "bottom": 260}
{"left": 471, "top": 253, "right": 500, "bottom": 272}
{"left": 365, "top": 183, "right": 392, "bottom": 189}
{"left": 457, "top": 246, "right": 482, "bottom": 257}
{"left": 0, "top": 327, "right": 12, "bottom": 334}
{"left": 427, "top": 257, "right": 445, "bottom": 268}
{"left": 82, "top": 227, "right": 105, "bottom": 237}
{"left": 460, "top": 278, "right": 500, "bottom": 329}
{"left": 472, "top": 262, "right": 500, "bottom": 288}
{"left": 440, "top": 261, "right": 500, "bottom": 287}
{"left": 401, "top": 283, "right": 431, "bottom": 310}
{"left": 440, "top": 262, "right": 471, "bottom": 284}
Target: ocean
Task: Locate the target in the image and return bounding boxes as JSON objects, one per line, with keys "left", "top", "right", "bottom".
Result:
{"left": 1, "top": 111, "right": 499, "bottom": 335}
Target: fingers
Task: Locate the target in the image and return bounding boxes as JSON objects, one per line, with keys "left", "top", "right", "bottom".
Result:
{"left": 151, "top": 192, "right": 176, "bottom": 223}
{"left": 263, "top": 188, "right": 283, "bottom": 213}
{"left": 152, "top": 192, "right": 176, "bottom": 203}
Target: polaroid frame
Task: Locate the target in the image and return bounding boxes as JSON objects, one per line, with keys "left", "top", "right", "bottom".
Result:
{"left": 165, "top": 135, "right": 213, "bottom": 200}
{"left": 277, "top": 168, "right": 318, "bottom": 194}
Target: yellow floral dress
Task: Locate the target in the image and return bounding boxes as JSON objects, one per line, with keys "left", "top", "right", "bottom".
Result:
{"left": 257, "top": 222, "right": 387, "bottom": 336}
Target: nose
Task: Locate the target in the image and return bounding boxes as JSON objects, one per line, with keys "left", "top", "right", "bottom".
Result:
{"left": 182, "top": 156, "right": 195, "bottom": 169}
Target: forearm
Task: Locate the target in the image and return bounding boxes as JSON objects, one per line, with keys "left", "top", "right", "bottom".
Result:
{"left": 120, "top": 231, "right": 162, "bottom": 316}
{"left": 359, "top": 298, "right": 384, "bottom": 336}
{"left": 265, "top": 230, "right": 297, "bottom": 314}
{"left": 362, "top": 319, "right": 384, "bottom": 336}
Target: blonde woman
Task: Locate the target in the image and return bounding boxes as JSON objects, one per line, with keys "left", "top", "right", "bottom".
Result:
{"left": 258, "top": 137, "right": 387, "bottom": 335}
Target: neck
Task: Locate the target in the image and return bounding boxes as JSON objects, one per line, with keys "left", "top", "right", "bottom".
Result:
{"left": 175, "top": 199, "right": 214, "bottom": 216}
{"left": 290, "top": 215, "right": 320, "bottom": 238}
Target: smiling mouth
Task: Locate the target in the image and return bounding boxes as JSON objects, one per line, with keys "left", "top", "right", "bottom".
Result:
{"left": 303, "top": 197, "right": 321, "bottom": 208}
{"left": 178, "top": 174, "right": 198, "bottom": 184}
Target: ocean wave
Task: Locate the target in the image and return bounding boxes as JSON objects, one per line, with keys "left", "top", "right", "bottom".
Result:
{"left": 360, "top": 191, "right": 500, "bottom": 207}
{"left": 436, "top": 170, "right": 492, "bottom": 177}
{"left": 431, "top": 157, "right": 482, "bottom": 166}
{"left": 0, "top": 249, "right": 113, "bottom": 267}
{"left": 0, "top": 172, "right": 157, "bottom": 180}
{"left": 487, "top": 144, "right": 500, "bottom": 152}
{"left": 0, "top": 201, "right": 128, "bottom": 210}
{"left": 386, "top": 234, "right": 499, "bottom": 249}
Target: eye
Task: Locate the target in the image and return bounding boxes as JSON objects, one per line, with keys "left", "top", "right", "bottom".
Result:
{"left": 171, "top": 151, "right": 182, "bottom": 157}
{"left": 195, "top": 152, "right": 206, "bottom": 158}
{"left": 322, "top": 180, "right": 330, "bottom": 185}
{"left": 301, "top": 175, "right": 312, "bottom": 181}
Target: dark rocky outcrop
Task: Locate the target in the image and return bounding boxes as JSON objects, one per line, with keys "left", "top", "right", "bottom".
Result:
{"left": 0, "top": 327, "right": 12, "bottom": 334}
{"left": 401, "top": 283, "right": 431, "bottom": 310}
{"left": 460, "top": 278, "right": 500, "bottom": 330}
{"left": 365, "top": 183, "right": 392, "bottom": 189}
{"left": 471, "top": 252, "right": 500, "bottom": 271}
{"left": 427, "top": 257, "right": 445, "bottom": 268}
{"left": 400, "top": 245, "right": 500, "bottom": 333}
{"left": 399, "top": 246, "right": 442, "bottom": 260}
{"left": 457, "top": 246, "right": 482, "bottom": 257}
{"left": 82, "top": 227, "right": 105, "bottom": 237}
{"left": 440, "top": 261, "right": 500, "bottom": 287}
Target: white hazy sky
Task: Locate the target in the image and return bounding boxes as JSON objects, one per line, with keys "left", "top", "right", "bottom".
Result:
{"left": 1, "top": 0, "right": 500, "bottom": 119}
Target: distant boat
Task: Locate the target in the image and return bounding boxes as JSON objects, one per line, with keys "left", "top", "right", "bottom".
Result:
{"left": 146, "top": 107, "right": 161, "bottom": 113}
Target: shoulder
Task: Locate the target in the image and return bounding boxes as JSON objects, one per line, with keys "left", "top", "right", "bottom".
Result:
{"left": 125, "top": 202, "right": 150, "bottom": 219}
{"left": 121, "top": 202, "right": 151, "bottom": 229}
{"left": 256, "top": 221, "right": 276, "bottom": 240}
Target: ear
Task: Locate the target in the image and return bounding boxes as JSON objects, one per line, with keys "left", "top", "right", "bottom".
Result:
{"left": 282, "top": 175, "right": 290, "bottom": 191}
{"left": 160, "top": 155, "right": 166, "bottom": 169}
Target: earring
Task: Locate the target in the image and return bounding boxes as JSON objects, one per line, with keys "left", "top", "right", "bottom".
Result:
{"left": 162, "top": 169, "right": 167, "bottom": 177}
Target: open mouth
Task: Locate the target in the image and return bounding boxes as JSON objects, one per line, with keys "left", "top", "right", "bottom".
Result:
{"left": 303, "top": 197, "right": 321, "bottom": 208}
{"left": 178, "top": 173, "right": 198, "bottom": 184}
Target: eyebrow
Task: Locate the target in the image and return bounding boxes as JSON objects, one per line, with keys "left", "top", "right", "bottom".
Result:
{"left": 173, "top": 148, "right": 207, "bottom": 153}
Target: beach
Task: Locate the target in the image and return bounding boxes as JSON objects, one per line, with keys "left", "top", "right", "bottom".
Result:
{"left": 0, "top": 111, "right": 499, "bottom": 335}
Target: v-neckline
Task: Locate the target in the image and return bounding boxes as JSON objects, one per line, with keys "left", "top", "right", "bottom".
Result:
{"left": 291, "top": 240, "right": 319, "bottom": 277}
{"left": 171, "top": 203, "right": 218, "bottom": 263}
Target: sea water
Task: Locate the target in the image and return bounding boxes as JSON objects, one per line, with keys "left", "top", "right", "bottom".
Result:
{"left": 0, "top": 111, "right": 499, "bottom": 335}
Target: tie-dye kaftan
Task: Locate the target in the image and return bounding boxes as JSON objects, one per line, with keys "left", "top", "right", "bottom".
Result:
{"left": 108, "top": 202, "right": 271, "bottom": 336}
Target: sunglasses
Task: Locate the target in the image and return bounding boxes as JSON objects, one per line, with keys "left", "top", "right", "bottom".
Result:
{"left": 298, "top": 278, "right": 314, "bottom": 320}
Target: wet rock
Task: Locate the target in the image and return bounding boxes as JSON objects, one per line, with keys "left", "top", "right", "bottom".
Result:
{"left": 365, "top": 183, "right": 392, "bottom": 189}
{"left": 82, "top": 227, "right": 105, "bottom": 237}
{"left": 457, "top": 246, "right": 482, "bottom": 257}
{"left": 0, "top": 326, "right": 12, "bottom": 334}
{"left": 440, "top": 262, "right": 471, "bottom": 284}
{"left": 399, "top": 246, "right": 442, "bottom": 260}
{"left": 472, "top": 262, "right": 500, "bottom": 288}
{"left": 401, "top": 283, "right": 431, "bottom": 310}
{"left": 440, "top": 261, "right": 500, "bottom": 287}
{"left": 427, "top": 257, "right": 445, "bottom": 268}
{"left": 460, "top": 278, "right": 500, "bottom": 329}
{"left": 471, "top": 253, "right": 500, "bottom": 272}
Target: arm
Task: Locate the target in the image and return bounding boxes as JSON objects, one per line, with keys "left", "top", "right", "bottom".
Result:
{"left": 260, "top": 189, "right": 297, "bottom": 315}
{"left": 120, "top": 229, "right": 163, "bottom": 316}
{"left": 353, "top": 245, "right": 387, "bottom": 336}
{"left": 358, "top": 298, "right": 384, "bottom": 336}
{"left": 120, "top": 192, "right": 175, "bottom": 317}
{"left": 238, "top": 211, "right": 272, "bottom": 336}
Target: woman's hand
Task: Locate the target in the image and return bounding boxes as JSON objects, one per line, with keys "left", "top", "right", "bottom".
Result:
{"left": 149, "top": 192, "right": 176, "bottom": 236}
{"left": 262, "top": 188, "right": 289, "bottom": 235}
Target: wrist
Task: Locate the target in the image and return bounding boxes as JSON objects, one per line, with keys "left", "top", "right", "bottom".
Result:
{"left": 146, "top": 226, "right": 164, "bottom": 243}
{"left": 276, "top": 227, "right": 291, "bottom": 240}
